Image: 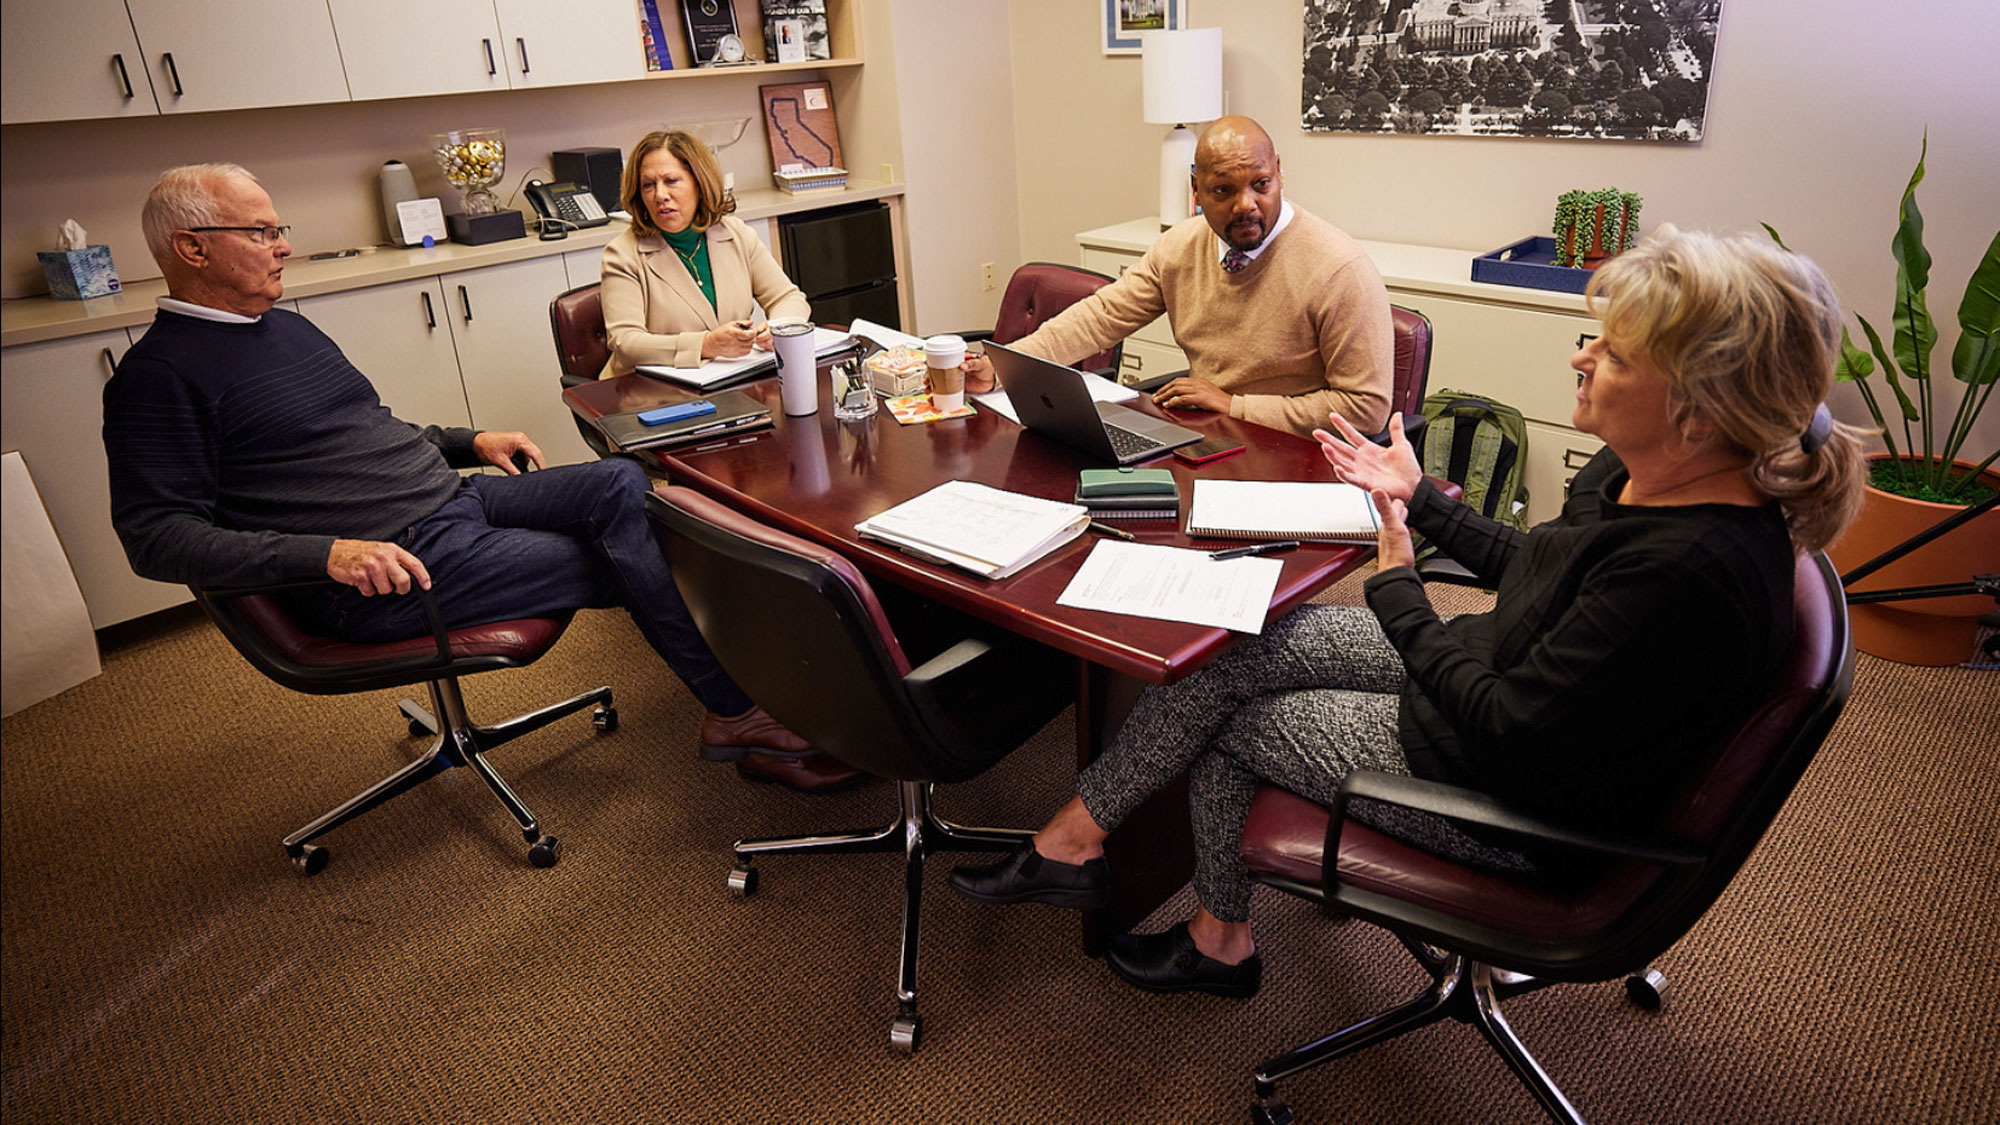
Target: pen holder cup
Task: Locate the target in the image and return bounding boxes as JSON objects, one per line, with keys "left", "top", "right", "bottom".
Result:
{"left": 39, "top": 246, "right": 120, "bottom": 300}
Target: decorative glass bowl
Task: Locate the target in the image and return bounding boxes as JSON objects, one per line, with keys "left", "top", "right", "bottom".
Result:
{"left": 432, "top": 128, "right": 507, "bottom": 215}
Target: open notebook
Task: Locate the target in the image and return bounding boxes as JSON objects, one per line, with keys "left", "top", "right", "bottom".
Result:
{"left": 1185, "top": 480, "right": 1380, "bottom": 543}
{"left": 636, "top": 326, "right": 855, "bottom": 390}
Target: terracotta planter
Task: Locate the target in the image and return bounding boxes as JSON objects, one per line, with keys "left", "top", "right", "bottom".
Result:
{"left": 1825, "top": 454, "right": 2000, "bottom": 666}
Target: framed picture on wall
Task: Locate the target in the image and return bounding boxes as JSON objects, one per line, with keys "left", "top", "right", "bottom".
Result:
{"left": 1103, "top": 0, "right": 1186, "bottom": 56}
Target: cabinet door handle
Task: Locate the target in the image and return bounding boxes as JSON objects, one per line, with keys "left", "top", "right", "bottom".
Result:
{"left": 458, "top": 284, "right": 472, "bottom": 322}
{"left": 482, "top": 38, "right": 496, "bottom": 76}
{"left": 421, "top": 290, "right": 436, "bottom": 330}
{"left": 1575, "top": 331, "right": 1597, "bottom": 349}
{"left": 162, "top": 52, "right": 182, "bottom": 96}
{"left": 102, "top": 347, "right": 119, "bottom": 377}
{"left": 516, "top": 37, "right": 530, "bottom": 74}
{"left": 112, "top": 53, "right": 134, "bottom": 99}
{"left": 1563, "top": 447, "right": 1595, "bottom": 470}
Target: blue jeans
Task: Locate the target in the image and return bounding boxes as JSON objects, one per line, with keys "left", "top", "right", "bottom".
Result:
{"left": 313, "top": 457, "right": 753, "bottom": 716}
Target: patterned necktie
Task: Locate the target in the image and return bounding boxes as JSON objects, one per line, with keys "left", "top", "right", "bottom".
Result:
{"left": 1221, "top": 248, "right": 1251, "bottom": 274}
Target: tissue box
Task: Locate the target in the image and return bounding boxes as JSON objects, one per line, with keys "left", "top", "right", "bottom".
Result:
{"left": 865, "top": 346, "right": 928, "bottom": 397}
{"left": 38, "top": 246, "right": 121, "bottom": 300}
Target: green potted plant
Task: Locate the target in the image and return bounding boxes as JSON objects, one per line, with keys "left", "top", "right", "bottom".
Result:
{"left": 1765, "top": 134, "right": 2000, "bottom": 664}
{"left": 1552, "top": 187, "right": 1642, "bottom": 268}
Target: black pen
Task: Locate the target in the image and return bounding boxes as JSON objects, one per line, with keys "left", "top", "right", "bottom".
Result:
{"left": 1210, "top": 539, "right": 1301, "bottom": 561}
{"left": 1088, "top": 520, "right": 1136, "bottom": 541}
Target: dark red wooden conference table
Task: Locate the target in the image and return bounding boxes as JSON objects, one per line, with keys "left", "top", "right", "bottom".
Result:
{"left": 565, "top": 360, "right": 1372, "bottom": 944}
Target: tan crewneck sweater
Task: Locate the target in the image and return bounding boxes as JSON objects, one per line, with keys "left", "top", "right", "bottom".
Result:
{"left": 1016, "top": 207, "right": 1393, "bottom": 436}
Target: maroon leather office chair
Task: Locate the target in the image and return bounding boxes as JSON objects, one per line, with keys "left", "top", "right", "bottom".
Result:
{"left": 645, "top": 485, "right": 1071, "bottom": 1053}
{"left": 550, "top": 283, "right": 615, "bottom": 456}
{"left": 1381, "top": 304, "right": 1433, "bottom": 440}
{"left": 1235, "top": 552, "right": 1852, "bottom": 1125}
{"left": 194, "top": 580, "right": 615, "bottom": 875}
{"left": 961, "top": 261, "right": 1123, "bottom": 379}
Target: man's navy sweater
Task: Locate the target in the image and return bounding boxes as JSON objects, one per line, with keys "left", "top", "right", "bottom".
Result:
{"left": 104, "top": 308, "right": 478, "bottom": 587}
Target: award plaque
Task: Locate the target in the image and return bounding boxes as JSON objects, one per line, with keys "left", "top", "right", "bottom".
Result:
{"left": 682, "top": 0, "right": 742, "bottom": 66}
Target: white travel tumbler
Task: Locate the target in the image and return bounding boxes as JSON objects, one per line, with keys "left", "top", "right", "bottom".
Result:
{"left": 772, "top": 320, "right": 819, "bottom": 416}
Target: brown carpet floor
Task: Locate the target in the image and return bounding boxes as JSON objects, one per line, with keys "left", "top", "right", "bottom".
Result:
{"left": 3, "top": 570, "right": 1996, "bottom": 1124}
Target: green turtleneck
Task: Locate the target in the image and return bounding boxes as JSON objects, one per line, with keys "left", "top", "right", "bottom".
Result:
{"left": 662, "top": 225, "right": 717, "bottom": 312}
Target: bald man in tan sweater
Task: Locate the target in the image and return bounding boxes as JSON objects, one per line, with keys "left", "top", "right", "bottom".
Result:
{"left": 965, "top": 116, "right": 1393, "bottom": 437}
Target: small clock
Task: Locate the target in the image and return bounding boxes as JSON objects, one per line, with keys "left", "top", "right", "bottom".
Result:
{"left": 714, "top": 33, "right": 746, "bottom": 64}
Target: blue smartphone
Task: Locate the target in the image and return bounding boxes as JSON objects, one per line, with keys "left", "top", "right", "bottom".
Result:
{"left": 639, "top": 400, "right": 716, "bottom": 426}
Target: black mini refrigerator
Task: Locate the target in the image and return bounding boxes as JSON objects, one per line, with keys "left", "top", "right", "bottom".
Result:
{"left": 777, "top": 202, "right": 901, "bottom": 330}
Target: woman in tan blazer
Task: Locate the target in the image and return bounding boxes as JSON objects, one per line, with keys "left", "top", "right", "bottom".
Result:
{"left": 598, "top": 130, "right": 810, "bottom": 378}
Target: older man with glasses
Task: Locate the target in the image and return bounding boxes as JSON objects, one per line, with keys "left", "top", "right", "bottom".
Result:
{"left": 101, "top": 163, "right": 864, "bottom": 794}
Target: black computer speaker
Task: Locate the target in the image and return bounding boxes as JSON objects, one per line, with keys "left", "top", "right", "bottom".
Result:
{"left": 552, "top": 147, "right": 624, "bottom": 215}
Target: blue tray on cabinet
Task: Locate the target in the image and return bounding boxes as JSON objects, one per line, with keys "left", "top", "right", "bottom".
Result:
{"left": 1471, "top": 236, "right": 1592, "bottom": 295}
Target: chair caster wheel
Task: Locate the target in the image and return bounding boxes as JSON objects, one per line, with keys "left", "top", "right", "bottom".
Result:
{"left": 1250, "top": 1099, "right": 1293, "bottom": 1125}
{"left": 288, "top": 843, "right": 328, "bottom": 876}
{"left": 408, "top": 718, "right": 430, "bottom": 737}
{"left": 1625, "top": 967, "right": 1667, "bottom": 1010}
{"left": 889, "top": 1013, "right": 922, "bottom": 1053}
{"left": 727, "top": 863, "right": 758, "bottom": 896}
{"left": 528, "top": 836, "right": 561, "bottom": 868}
{"left": 592, "top": 706, "right": 618, "bottom": 733}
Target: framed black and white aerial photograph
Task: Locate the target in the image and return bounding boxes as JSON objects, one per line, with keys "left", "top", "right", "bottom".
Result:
{"left": 1104, "top": 0, "right": 1187, "bottom": 55}
{"left": 1301, "top": 0, "right": 1721, "bottom": 140}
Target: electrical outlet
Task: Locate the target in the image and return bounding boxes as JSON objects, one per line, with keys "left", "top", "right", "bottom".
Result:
{"left": 981, "top": 262, "right": 995, "bottom": 291}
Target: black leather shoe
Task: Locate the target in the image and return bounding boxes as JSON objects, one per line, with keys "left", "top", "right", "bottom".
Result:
{"left": 947, "top": 844, "right": 1109, "bottom": 910}
{"left": 1105, "top": 922, "right": 1262, "bottom": 998}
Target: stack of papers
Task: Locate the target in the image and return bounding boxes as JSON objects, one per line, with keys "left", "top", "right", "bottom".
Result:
{"left": 855, "top": 480, "right": 1089, "bottom": 580}
{"left": 636, "top": 326, "right": 855, "bottom": 390}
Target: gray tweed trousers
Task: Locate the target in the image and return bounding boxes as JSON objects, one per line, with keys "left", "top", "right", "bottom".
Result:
{"left": 1076, "top": 605, "right": 1410, "bottom": 923}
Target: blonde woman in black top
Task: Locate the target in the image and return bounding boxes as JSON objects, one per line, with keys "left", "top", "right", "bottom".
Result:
{"left": 950, "top": 226, "right": 1867, "bottom": 999}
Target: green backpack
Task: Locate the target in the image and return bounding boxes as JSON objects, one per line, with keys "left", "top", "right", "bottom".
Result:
{"left": 1417, "top": 389, "right": 1531, "bottom": 531}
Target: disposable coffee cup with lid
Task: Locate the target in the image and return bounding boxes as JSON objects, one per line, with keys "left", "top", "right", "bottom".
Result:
{"left": 924, "top": 334, "right": 967, "bottom": 412}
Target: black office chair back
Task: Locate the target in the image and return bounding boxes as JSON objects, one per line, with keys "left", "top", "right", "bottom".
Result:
{"left": 645, "top": 486, "right": 1052, "bottom": 783}
{"left": 1326, "top": 551, "right": 1853, "bottom": 979}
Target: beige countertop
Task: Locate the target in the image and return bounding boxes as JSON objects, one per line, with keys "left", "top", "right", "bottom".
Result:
{"left": 1076, "top": 217, "right": 1591, "bottom": 316}
{"left": 3, "top": 179, "right": 904, "bottom": 348}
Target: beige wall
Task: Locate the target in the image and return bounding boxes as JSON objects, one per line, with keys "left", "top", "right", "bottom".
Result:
{"left": 999, "top": 0, "right": 2000, "bottom": 454}
{"left": 886, "top": 0, "right": 1019, "bottom": 336}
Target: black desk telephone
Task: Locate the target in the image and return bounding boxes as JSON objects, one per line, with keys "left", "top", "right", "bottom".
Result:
{"left": 524, "top": 180, "right": 610, "bottom": 231}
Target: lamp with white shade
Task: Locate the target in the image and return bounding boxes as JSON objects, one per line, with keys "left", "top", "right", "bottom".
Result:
{"left": 1141, "top": 27, "right": 1223, "bottom": 229}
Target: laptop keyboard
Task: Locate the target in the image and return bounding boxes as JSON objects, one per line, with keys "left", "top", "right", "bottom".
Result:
{"left": 1105, "top": 423, "right": 1166, "bottom": 458}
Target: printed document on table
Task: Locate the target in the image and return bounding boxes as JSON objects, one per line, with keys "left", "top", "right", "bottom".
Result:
{"left": 855, "top": 480, "right": 1089, "bottom": 580}
{"left": 971, "top": 371, "right": 1139, "bottom": 424}
{"left": 637, "top": 326, "right": 853, "bottom": 388}
{"left": 1057, "top": 540, "right": 1283, "bottom": 633}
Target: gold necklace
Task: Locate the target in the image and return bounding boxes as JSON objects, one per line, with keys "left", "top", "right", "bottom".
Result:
{"left": 671, "top": 241, "right": 703, "bottom": 287}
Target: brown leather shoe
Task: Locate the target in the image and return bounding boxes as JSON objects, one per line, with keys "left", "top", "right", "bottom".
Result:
{"left": 699, "top": 706, "right": 813, "bottom": 760}
{"left": 735, "top": 751, "right": 870, "bottom": 795}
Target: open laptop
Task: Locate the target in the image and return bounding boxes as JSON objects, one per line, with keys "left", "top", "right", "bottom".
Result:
{"left": 985, "top": 341, "right": 1203, "bottom": 464}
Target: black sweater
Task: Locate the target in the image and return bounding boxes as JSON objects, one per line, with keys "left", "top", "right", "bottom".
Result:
{"left": 103, "top": 308, "right": 478, "bottom": 587}
{"left": 1363, "top": 450, "right": 1795, "bottom": 830}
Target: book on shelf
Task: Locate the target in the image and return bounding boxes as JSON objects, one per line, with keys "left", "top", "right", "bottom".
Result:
{"left": 855, "top": 481, "right": 1090, "bottom": 580}
{"left": 1185, "top": 480, "right": 1380, "bottom": 543}
{"left": 638, "top": 0, "right": 675, "bottom": 70}
{"left": 592, "top": 390, "right": 772, "bottom": 452}
{"left": 773, "top": 167, "right": 848, "bottom": 193}
{"left": 760, "top": 0, "right": 830, "bottom": 62}
{"left": 761, "top": 80, "right": 845, "bottom": 183}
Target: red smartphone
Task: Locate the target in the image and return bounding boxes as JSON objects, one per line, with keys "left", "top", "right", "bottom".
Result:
{"left": 1173, "top": 436, "right": 1247, "bottom": 465}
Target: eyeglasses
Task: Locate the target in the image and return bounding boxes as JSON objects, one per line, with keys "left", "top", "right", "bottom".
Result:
{"left": 186, "top": 225, "right": 293, "bottom": 246}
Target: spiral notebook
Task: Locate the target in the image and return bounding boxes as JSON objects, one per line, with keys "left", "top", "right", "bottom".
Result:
{"left": 1185, "top": 480, "right": 1379, "bottom": 542}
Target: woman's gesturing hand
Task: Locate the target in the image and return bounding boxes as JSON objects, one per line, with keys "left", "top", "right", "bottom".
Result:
{"left": 1370, "top": 489, "right": 1417, "bottom": 571}
{"left": 1314, "top": 411, "right": 1422, "bottom": 504}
